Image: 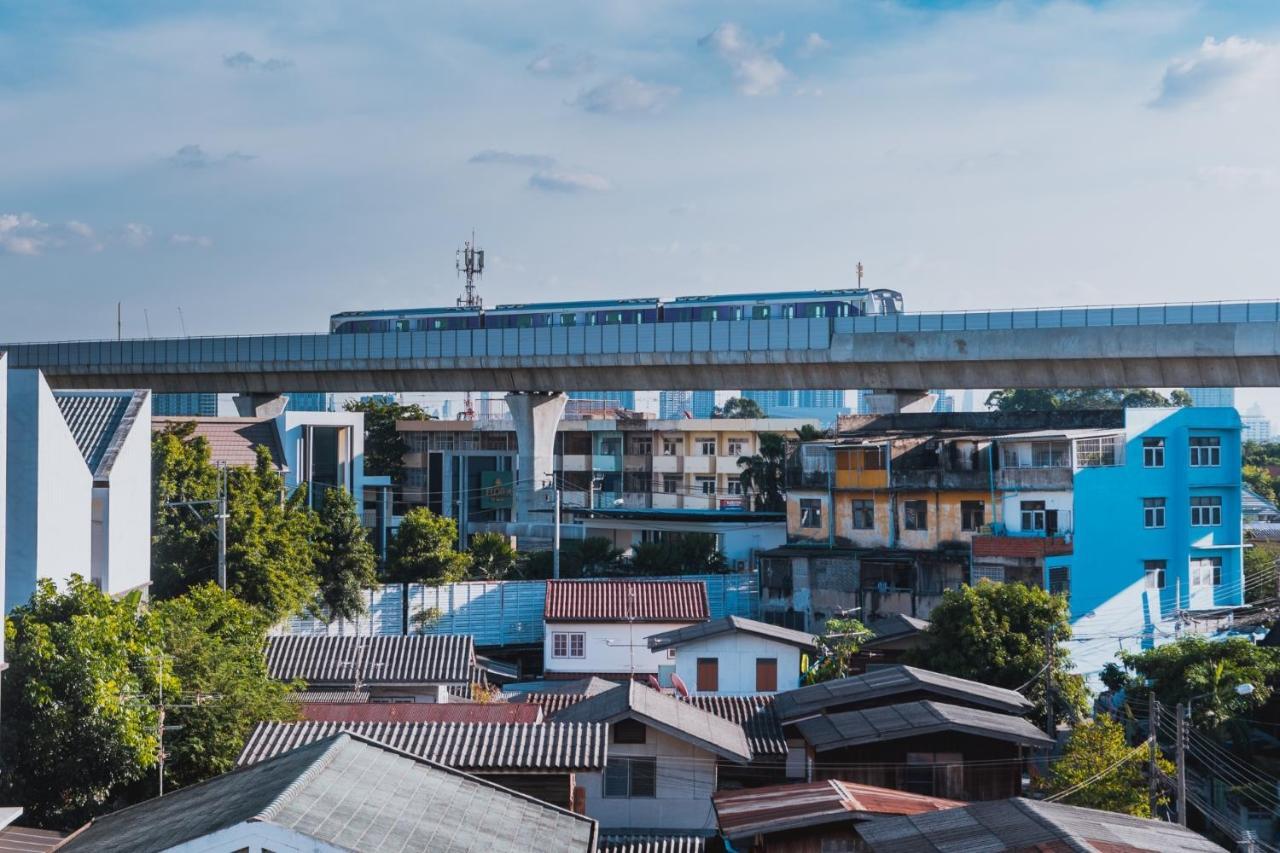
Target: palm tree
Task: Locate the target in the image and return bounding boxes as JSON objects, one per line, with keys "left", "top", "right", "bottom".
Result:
{"left": 738, "top": 432, "right": 787, "bottom": 511}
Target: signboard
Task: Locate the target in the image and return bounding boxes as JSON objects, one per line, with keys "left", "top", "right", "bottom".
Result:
{"left": 480, "top": 470, "right": 514, "bottom": 510}
{"left": 719, "top": 498, "right": 745, "bottom": 510}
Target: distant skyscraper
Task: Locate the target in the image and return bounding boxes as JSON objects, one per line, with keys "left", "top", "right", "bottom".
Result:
{"left": 741, "top": 390, "right": 795, "bottom": 413}
{"left": 691, "top": 391, "right": 716, "bottom": 418}
{"left": 285, "top": 392, "right": 331, "bottom": 412}
{"left": 1242, "top": 404, "right": 1273, "bottom": 443}
{"left": 930, "top": 389, "right": 955, "bottom": 413}
{"left": 660, "top": 391, "right": 718, "bottom": 418}
{"left": 1187, "top": 387, "right": 1236, "bottom": 408}
{"left": 795, "top": 390, "right": 845, "bottom": 409}
{"left": 856, "top": 390, "right": 874, "bottom": 415}
{"left": 569, "top": 391, "right": 636, "bottom": 410}
{"left": 153, "top": 393, "right": 218, "bottom": 416}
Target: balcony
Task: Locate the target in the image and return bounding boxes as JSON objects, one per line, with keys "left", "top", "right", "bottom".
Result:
{"left": 835, "top": 469, "right": 889, "bottom": 490}
{"left": 684, "top": 455, "right": 714, "bottom": 475}
{"left": 623, "top": 455, "right": 652, "bottom": 472}
{"left": 889, "top": 469, "right": 989, "bottom": 491}
{"left": 996, "top": 467, "right": 1074, "bottom": 490}
{"left": 652, "top": 492, "right": 681, "bottom": 509}
{"left": 652, "top": 455, "right": 682, "bottom": 474}
{"left": 591, "top": 454, "right": 621, "bottom": 473}
{"left": 971, "top": 533, "right": 1073, "bottom": 558}
{"left": 718, "top": 455, "right": 744, "bottom": 473}
{"left": 560, "top": 454, "right": 591, "bottom": 472}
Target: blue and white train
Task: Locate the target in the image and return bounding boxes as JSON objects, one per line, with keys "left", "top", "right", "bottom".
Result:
{"left": 329, "top": 288, "right": 904, "bottom": 334}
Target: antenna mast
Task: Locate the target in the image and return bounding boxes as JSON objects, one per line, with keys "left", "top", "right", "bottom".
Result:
{"left": 455, "top": 232, "right": 485, "bottom": 420}
{"left": 856, "top": 261, "right": 864, "bottom": 287}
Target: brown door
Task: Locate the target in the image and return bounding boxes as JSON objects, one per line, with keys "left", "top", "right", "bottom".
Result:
{"left": 696, "top": 658, "right": 719, "bottom": 692}
{"left": 755, "top": 658, "right": 778, "bottom": 692}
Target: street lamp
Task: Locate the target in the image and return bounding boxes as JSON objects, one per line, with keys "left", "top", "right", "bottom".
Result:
{"left": 1187, "top": 682, "right": 1255, "bottom": 718}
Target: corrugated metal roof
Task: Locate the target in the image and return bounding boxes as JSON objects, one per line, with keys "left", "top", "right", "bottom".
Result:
{"left": 795, "top": 700, "right": 1055, "bottom": 752}
{"left": 0, "top": 824, "right": 63, "bottom": 853}
{"left": 713, "top": 779, "right": 962, "bottom": 840}
{"left": 684, "top": 695, "right": 787, "bottom": 756}
{"left": 524, "top": 692, "right": 591, "bottom": 716}
{"left": 545, "top": 580, "right": 710, "bottom": 623}
{"left": 300, "top": 702, "right": 543, "bottom": 724}
{"left": 266, "top": 634, "right": 476, "bottom": 685}
{"left": 855, "top": 797, "right": 1228, "bottom": 853}
{"left": 61, "top": 733, "right": 598, "bottom": 853}
{"left": 773, "top": 664, "right": 1034, "bottom": 722}
{"left": 290, "top": 689, "right": 371, "bottom": 704}
{"left": 152, "top": 416, "right": 287, "bottom": 471}
{"left": 237, "top": 720, "right": 608, "bottom": 771}
{"left": 53, "top": 390, "right": 147, "bottom": 480}
{"left": 648, "top": 616, "right": 817, "bottom": 652}
{"left": 550, "top": 681, "right": 751, "bottom": 763}
{"left": 864, "top": 614, "right": 931, "bottom": 642}
{"left": 599, "top": 834, "right": 707, "bottom": 853}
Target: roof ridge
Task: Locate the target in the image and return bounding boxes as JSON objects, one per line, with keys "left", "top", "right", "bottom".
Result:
{"left": 252, "top": 733, "right": 351, "bottom": 822}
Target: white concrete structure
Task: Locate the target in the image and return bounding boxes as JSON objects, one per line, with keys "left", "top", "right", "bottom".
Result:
{"left": 648, "top": 617, "right": 818, "bottom": 695}
{"left": 276, "top": 408, "right": 367, "bottom": 504}
{"left": 545, "top": 619, "right": 697, "bottom": 679}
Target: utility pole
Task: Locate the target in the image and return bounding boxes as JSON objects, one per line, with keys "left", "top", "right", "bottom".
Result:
{"left": 117, "top": 302, "right": 122, "bottom": 340}
{"left": 548, "top": 473, "right": 561, "bottom": 580}
{"left": 1045, "top": 628, "right": 1056, "bottom": 739}
{"left": 216, "top": 464, "right": 228, "bottom": 591}
{"left": 1148, "top": 695, "right": 1160, "bottom": 818}
{"left": 1176, "top": 702, "right": 1187, "bottom": 827}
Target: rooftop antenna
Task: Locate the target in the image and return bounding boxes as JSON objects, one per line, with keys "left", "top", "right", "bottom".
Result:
{"left": 455, "top": 231, "right": 485, "bottom": 420}
{"left": 856, "top": 261, "right": 864, "bottom": 287}
{"left": 177, "top": 307, "right": 188, "bottom": 337}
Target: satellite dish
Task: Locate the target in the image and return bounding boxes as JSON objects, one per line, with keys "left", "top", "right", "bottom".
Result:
{"left": 671, "top": 672, "right": 691, "bottom": 699}
{"left": 647, "top": 674, "right": 662, "bottom": 692}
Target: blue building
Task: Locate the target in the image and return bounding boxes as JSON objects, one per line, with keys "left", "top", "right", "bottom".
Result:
{"left": 153, "top": 392, "right": 218, "bottom": 416}
{"left": 568, "top": 390, "right": 636, "bottom": 410}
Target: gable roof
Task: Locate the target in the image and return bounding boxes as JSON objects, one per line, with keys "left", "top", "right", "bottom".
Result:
{"left": 855, "top": 797, "right": 1227, "bottom": 852}
{"left": 773, "top": 665, "right": 1033, "bottom": 722}
{"left": 684, "top": 694, "right": 787, "bottom": 756}
{"left": 795, "top": 700, "right": 1054, "bottom": 752}
{"left": 550, "top": 681, "right": 751, "bottom": 763}
{"left": 53, "top": 390, "right": 148, "bottom": 481}
{"left": 862, "top": 614, "right": 931, "bottom": 648}
{"left": 299, "top": 701, "right": 543, "bottom": 724}
{"left": 152, "top": 416, "right": 287, "bottom": 471}
{"left": 61, "top": 733, "right": 598, "bottom": 853}
{"left": 545, "top": 580, "right": 710, "bottom": 623}
{"left": 648, "top": 616, "right": 817, "bottom": 652}
{"left": 266, "top": 634, "right": 476, "bottom": 685}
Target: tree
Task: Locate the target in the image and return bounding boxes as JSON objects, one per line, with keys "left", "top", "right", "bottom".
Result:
{"left": 313, "top": 487, "right": 379, "bottom": 622}
{"left": 1042, "top": 716, "right": 1172, "bottom": 816}
{"left": 805, "top": 615, "right": 870, "bottom": 684}
{"left": 985, "top": 388, "right": 1193, "bottom": 412}
{"left": 0, "top": 577, "right": 166, "bottom": 830}
{"left": 519, "top": 537, "right": 623, "bottom": 579}
{"left": 151, "top": 422, "right": 221, "bottom": 599}
{"left": 468, "top": 531, "right": 518, "bottom": 580}
{"left": 715, "top": 396, "right": 766, "bottom": 419}
{"left": 1244, "top": 545, "right": 1277, "bottom": 604}
{"left": 151, "top": 584, "right": 298, "bottom": 790}
{"left": 385, "top": 507, "right": 472, "bottom": 584}
{"left": 629, "top": 534, "right": 727, "bottom": 575}
{"left": 795, "top": 424, "right": 826, "bottom": 442}
{"left": 905, "top": 582, "right": 1087, "bottom": 727}
{"left": 343, "top": 396, "right": 431, "bottom": 481}
{"left": 739, "top": 432, "right": 787, "bottom": 512}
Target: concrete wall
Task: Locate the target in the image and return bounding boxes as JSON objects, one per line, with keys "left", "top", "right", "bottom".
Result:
{"left": 277, "top": 409, "right": 367, "bottom": 500}
{"left": 1000, "top": 490, "right": 1075, "bottom": 534}
{"left": 672, "top": 633, "right": 804, "bottom": 695}
{"left": 100, "top": 391, "right": 152, "bottom": 595}
{"left": 543, "top": 621, "right": 696, "bottom": 675}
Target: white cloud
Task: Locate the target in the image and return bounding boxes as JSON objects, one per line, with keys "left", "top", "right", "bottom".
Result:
{"left": 1151, "top": 36, "right": 1280, "bottom": 108}
{"left": 699, "top": 22, "right": 789, "bottom": 96}
{"left": 470, "top": 149, "right": 558, "bottom": 169}
{"left": 170, "top": 233, "right": 214, "bottom": 248}
{"left": 574, "top": 75, "right": 679, "bottom": 114}
{"left": 1197, "top": 165, "right": 1280, "bottom": 189}
{"left": 168, "top": 144, "right": 255, "bottom": 169}
{"left": 223, "top": 51, "right": 293, "bottom": 72}
{"left": 798, "top": 32, "right": 830, "bottom": 59}
{"left": 122, "top": 223, "right": 152, "bottom": 248}
{"left": 527, "top": 45, "right": 594, "bottom": 77}
{"left": 0, "top": 212, "right": 47, "bottom": 255}
{"left": 528, "top": 169, "right": 612, "bottom": 193}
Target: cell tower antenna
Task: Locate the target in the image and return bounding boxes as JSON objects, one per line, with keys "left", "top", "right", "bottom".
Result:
{"left": 456, "top": 230, "right": 485, "bottom": 310}
{"left": 856, "top": 261, "right": 864, "bottom": 287}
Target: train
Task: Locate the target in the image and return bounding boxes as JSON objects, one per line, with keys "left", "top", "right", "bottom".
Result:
{"left": 329, "top": 288, "right": 904, "bottom": 334}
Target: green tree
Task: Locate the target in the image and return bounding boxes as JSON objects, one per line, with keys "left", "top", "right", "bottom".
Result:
{"left": 985, "top": 388, "right": 1192, "bottom": 412}
{"left": 519, "top": 537, "right": 623, "bottom": 579}
{"left": 795, "top": 424, "right": 826, "bottom": 442}
{"left": 313, "top": 487, "right": 379, "bottom": 622}
{"left": 1244, "top": 545, "right": 1277, "bottom": 604}
{"left": 805, "top": 615, "right": 870, "bottom": 684}
{"left": 715, "top": 396, "right": 766, "bottom": 419}
{"left": 0, "top": 578, "right": 167, "bottom": 830}
{"left": 152, "top": 584, "right": 298, "bottom": 790}
{"left": 386, "top": 507, "right": 472, "bottom": 584}
{"left": 151, "top": 422, "right": 221, "bottom": 599}
{"left": 739, "top": 432, "right": 787, "bottom": 511}
{"left": 1043, "top": 716, "right": 1172, "bottom": 816}
{"left": 905, "top": 582, "right": 1087, "bottom": 728}
{"left": 468, "top": 531, "right": 519, "bottom": 580}
{"left": 629, "top": 534, "right": 727, "bottom": 575}
{"left": 343, "top": 396, "right": 431, "bottom": 481}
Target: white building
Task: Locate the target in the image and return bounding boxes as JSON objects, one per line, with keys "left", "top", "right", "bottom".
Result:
{"left": 647, "top": 616, "right": 818, "bottom": 695}
{"left": 543, "top": 580, "right": 710, "bottom": 679}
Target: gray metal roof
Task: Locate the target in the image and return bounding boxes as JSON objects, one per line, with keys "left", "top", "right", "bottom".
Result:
{"left": 60, "top": 733, "right": 598, "bottom": 852}
{"left": 599, "top": 834, "right": 708, "bottom": 853}
{"left": 773, "top": 665, "right": 1033, "bottom": 722}
{"left": 863, "top": 614, "right": 931, "bottom": 644}
{"left": 648, "top": 616, "right": 817, "bottom": 652}
{"left": 53, "top": 390, "right": 148, "bottom": 481}
{"left": 550, "top": 682, "right": 752, "bottom": 763}
{"left": 684, "top": 695, "right": 787, "bottom": 756}
{"left": 855, "top": 796, "right": 1227, "bottom": 852}
{"left": 795, "top": 700, "right": 1055, "bottom": 752}
{"left": 238, "top": 720, "right": 608, "bottom": 771}
{"left": 290, "top": 689, "right": 371, "bottom": 704}
{"left": 266, "top": 634, "right": 476, "bottom": 685}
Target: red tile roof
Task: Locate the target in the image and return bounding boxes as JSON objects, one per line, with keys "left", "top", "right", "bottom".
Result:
{"left": 544, "top": 580, "right": 710, "bottom": 623}
{"left": 299, "top": 702, "right": 543, "bottom": 724}
{"left": 153, "top": 417, "right": 287, "bottom": 471}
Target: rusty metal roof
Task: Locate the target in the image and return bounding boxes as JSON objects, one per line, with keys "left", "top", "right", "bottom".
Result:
{"left": 266, "top": 634, "right": 476, "bottom": 685}
{"left": 299, "top": 702, "right": 543, "bottom": 724}
{"left": 544, "top": 580, "right": 710, "bottom": 623}
{"left": 683, "top": 695, "right": 786, "bottom": 757}
{"left": 237, "top": 720, "right": 607, "bottom": 772}
{"left": 0, "top": 824, "right": 64, "bottom": 853}
{"left": 713, "top": 779, "right": 963, "bottom": 840}
{"left": 795, "top": 700, "right": 1055, "bottom": 752}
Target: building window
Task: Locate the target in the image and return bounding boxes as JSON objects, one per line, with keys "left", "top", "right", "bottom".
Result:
{"left": 1143, "top": 437, "right": 1165, "bottom": 468}
{"left": 1191, "top": 556, "right": 1222, "bottom": 587}
{"left": 662, "top": 438, "right": 681, "bottom": 456}
{"left": 972, "top": 564, "right": 1005, "bottom": 583}
{"left": 612, "top": 719, "right": 647, "bottom": 745}
{"left": 1144, "top": 560, "right": 1166, "bottom": 590}
{"left": 604, "top": 757, "right": 657, "bottom": 798}
{"left": 799, "top": 499, "right": 823, "bottom": 528}
{"left": 1021, "top": 500, "right": 1046, "bottom": 532}
{"left": 1143, "top": 498, "right": 1166, "bottom": 529}
{"left": 756, "top": 658, "right": 778, "bottom": 692}
{"left": 1049, "top": 566, "right": 1070, "bottom": 598}
{"left": 726, "top": 480, "right": 743, "bottom": 496}
{"left": 1189, "top": 436, "right": 1221, "bottom": 467}
{"left": 961, "top": 501, "right": 985, "bottom": 532}
{"left": 696, "top": 476, "right": 716, "bottom": 495}
{"left": 852, "top": 499, "right": 875, "bottom": 530}
{"left": 629, "top": 436, "right": 652, "bottom": 456}
{"left": 698, "top": 438, "right": 716, "bottom": 456}
{"left": 1003, "top": 447, "right": 1022, "bottom": 468}
{"left": 697, "top": 658, "right": 719, "bottom": 692}
{"left": 551, "top": 632, "right": 585, "bottom": 658}
{"left": 663, "top": 474, "right": 680, "bottom": 494}
{"left": 1075, "top": 436, "right": 1119, "bottom": 468}
{"left": 903, "top": 500, "right": 928, "bottom": 531}
{"left": 1190, "top": 496, "right": 1222, "bottom": 526}
{"left": 727, "top": 438, "right": 747, "bottom": 456}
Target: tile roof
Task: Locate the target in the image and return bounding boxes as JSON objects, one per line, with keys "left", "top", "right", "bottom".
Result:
{"left": 266, "top": 634, "right": 476, "bottom": 685}
{"left": 53, "top": 390, "right": 148, "bottom": 481}
{"left": 152, "top": 416, "right": 287, "bottom": 471}
{"left": 795, "top": 700, "right": 1055, "bottom": 752}
{"left": 773, "top": 665, "right": 1034, "bottom": 722}
{"left": 550, "top": 681, "right": 751, "bottom": 763}
{"left": 0, "top": 824, "right": 63, "bottom": 853}
{"left": 238, "top": 720, "right": 607, "bottom": 771}
{"left": 855, "top": 797, "right": 1227, "bottom": 853}
{"left": 648, "top": 616, "right": 817, "bottom": 652}
{"left": 60, "top": 733, "right": 598, "bottom": 853}
{"left": 545, "top": 580, "right": 710, "bottom": 623}
{"left": 299, "top": 701, "right": 543, "bottom": 724}
{"left": 684, "top": 694, "right": 787, "bottom": 756}
{"left": 713, "top": 779, "right": 963, "bottom": 840}
{"left": 599, "top": 834, "right": 708, "bottom": 853}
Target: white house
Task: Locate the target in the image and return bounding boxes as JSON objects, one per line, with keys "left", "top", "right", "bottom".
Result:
{"left": 551, "top": 681, "right": 752, "bottom": 832}
{"left": 648, "top": 616, "right": 818, "bottom": 695}
{"left": 543, "top": 580, "right": 710, "bottom": 679}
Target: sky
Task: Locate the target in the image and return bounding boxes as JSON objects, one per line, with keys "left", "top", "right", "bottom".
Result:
{"left": 3, "top": 1, "right": 1280, "bottom": 418}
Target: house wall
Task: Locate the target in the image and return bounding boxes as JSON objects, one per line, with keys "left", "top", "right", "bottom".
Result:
{"left": 672, "top": 633, "right": 804, "bottom": 695}
{"left": 170, "top": 820, "right": 350, "bottom": 852}
{"left": 579, "top": 724, "right": 719, "bottom": 832}
{"left": 99, "top": 391, "right": 152, "bottom": 596}
{"left": 813, "top": 733, "right": 1024, "bottom": 801}
{"left": 278, "top": 410, "right": 367, "bottom": 500}
{"left": 544, "top": 621, "right": 695, "bottom": 675}
{"left": 999, "top": 490, "right": 1074, "bottom": 535}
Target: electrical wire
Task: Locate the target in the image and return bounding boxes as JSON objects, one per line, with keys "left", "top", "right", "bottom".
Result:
{"left": 1042, "top": 739, "right": 1149, "bottom": 803}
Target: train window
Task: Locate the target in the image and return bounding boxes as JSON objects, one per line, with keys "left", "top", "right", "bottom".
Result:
{"left": 560, "top": 313, "right": 577, "bottom": 327}
{"left": 641, "top": 309, "right": 657, "bottom": 323}
{"left": 752, "top": 305, "right": 770, "bottom": 320}
{"left": 603, "top": 311, "right": 623, "bottom": 325}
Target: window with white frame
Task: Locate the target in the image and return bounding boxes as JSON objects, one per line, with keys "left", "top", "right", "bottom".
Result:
{"left": 697, "top": 437, "right": 716, "bottom": 456}
{"left": 662, "top": 437, "right": 682, "bottom": 456}
{"left": 1143, "top": 497, "right": 1166, "bottom": 529}
{"left": 662, "top": 474, "right": 679, "bottom": 494}
{"left": 604, "top": 757, "right": 657, "bottom": 798}
{"left": 1021, "top": 500, "right": 1046, "bottom": 531}
{"left": 696, "top": 476, "right": 716, "bottom": 495}
{"left": 1191, "top": 556, "right": 1222, "bottom": 587}
{"left": 972, "top": 564, "right": 1005, "bottom": 583}
{"left": 551, "top": 632, "right": 585, "bottom": 658}
{"left": 1189, "top": 436, "right": 1221, "bottom": 467}
{"left": 799, "top": 499, "right": 823, "bottom": 528}
{"left": 727, "top": 438, "right": 747, "bottom": 456}
{"left": 1075, "top": 436, "right": 1119, "bottom": 467}
{"left": 1190, "top": 496, "right": 1222, "bottom": 526}
{"left": 1002, "top": 447, "right": 1022, "bottom": 468}
{"left": 726, "top": 480, "right": 743, "bottom": 496}
{"left": 1144, "top": 560, "right": 1166, "bottom": 590}
{"left": 1143, "top": 437, "right": 1165, "bottom": 468}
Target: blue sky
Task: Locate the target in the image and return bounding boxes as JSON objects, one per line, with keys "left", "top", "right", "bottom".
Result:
{"left": 3, "top": 1, "right": 1280, "bottom": 415}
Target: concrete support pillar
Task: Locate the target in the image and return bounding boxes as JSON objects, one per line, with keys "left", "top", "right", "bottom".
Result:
{"left": 862, "top": 389, "right": 935, "bottom": 414}
{"left": 232, "top": 393, "right": 288, "bottom": 418}
{"left": 504, "top": 391, "right": 568, "bottom": 522}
